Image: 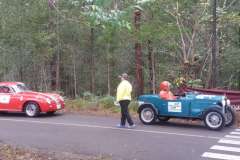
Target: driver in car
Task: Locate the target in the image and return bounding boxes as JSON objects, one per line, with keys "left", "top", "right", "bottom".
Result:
{"left": 159, "top": 81, "right": 177, "bottom": 100}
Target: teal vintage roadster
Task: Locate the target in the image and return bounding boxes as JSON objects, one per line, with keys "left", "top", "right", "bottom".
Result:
{"left": 137, "top": 92, "right": 235, "bottom": 130}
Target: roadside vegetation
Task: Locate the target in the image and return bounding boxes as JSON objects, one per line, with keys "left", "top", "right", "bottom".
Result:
{"left": 0, "top": 144, "right": 111, "bottom": 160}
{"left": 0, "top": 0, "right": 239, "bottom": 98}
{"left": 65, "top": 95, "right": 138, "bottom": 117}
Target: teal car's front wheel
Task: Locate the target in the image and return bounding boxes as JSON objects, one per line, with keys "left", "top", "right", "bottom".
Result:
{"left": 204, "top": 110, "right": 225, "bottom": 130}
{"left": 139, "top": 106, "right": 156, "bottom": 125}
{"left": 225, "top": 106, "right": 235, "bottom": 127}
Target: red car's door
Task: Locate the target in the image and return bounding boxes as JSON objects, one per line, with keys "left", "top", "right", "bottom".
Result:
{"left": 0, "top": 86, "right": 12, "bottom": 111}
{"left": 0, "top": 86, "right": 22, "bottom": 111}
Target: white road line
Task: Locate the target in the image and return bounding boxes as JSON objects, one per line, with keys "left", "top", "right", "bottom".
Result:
{"left": 225, "top": 135, "right": 240, "bottom": 139}
{"left": 236, "top": 129, "right": 240, "bottom": 132}
{"left": 0, "top": 118, "right": 221, "bottom": 139}
{"left": 231, "top": 132, "right": 240, "bottom": 135}
{"left": 219, "top": 139, "right": 240, "bottom": 145}
{"left": 202, "top": 152, "right": 240, "bottom": 160}
{"left": 211, "top": 145, "right": 240, "bottom": 153}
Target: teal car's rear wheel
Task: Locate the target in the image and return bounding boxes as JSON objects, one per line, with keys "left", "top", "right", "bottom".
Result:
{"left": 139, "top": 106, "right": 156, "bottom": 125}
{"left": 225, "top": 106, "right": 235, "bottom": 127}
{"left": 204, "top": 110, "right": 225, "bottom": 130}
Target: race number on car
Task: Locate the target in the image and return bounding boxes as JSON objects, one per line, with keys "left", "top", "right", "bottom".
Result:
{"left": 168, "top": 102, "right": 182, "bottom": 112}
{"left": 0, "top": 95, "right": 10, "bottom": 104}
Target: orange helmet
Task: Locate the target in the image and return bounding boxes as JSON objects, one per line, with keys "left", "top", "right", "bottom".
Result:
{"left": 160, "top": 81, "right": 171, "bottom": 91}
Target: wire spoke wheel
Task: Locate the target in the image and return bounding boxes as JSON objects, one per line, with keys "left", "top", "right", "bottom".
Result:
{"left": 225, "top": 106, "right": 235, "bottom": 127}
{"left": 204, "top": 111, "right": 224, "bottom": 130}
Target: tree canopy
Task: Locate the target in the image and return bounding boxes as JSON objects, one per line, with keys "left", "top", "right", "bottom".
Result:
{"left": 0, "top": 0, "right": 239, "bottom": 97}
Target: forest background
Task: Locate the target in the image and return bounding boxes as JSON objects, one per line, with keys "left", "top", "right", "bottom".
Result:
{"left": 0, "top": 0, "right": 239, "bottom": 100}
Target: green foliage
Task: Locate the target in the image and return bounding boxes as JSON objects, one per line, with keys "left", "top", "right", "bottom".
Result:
{"left": 66, "top": 98, "right": 89, "bottom": 109}
{"left": 82, "top": 91, "right": 98, "bottom": 101}
{"left": 0, "top": 0, "right": 239, "bottom": 98}
{"left": 129, "top": 101, "right": 139, "bottom": 112}
{"left": 66, "top": 95, "right": 139, "bottom": 114}
{"left": 187, "top": 79, "right": 203, "bottom": 88}
{"left": 98, "top": 96, "right": 115, "bottom": 109}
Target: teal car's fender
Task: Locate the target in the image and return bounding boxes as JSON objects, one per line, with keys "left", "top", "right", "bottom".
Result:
{"left": 200, "top": 105, "right": 224, "bottom": 119}
{"left": 138, "top": 103, "right": 158, "bottom": 115}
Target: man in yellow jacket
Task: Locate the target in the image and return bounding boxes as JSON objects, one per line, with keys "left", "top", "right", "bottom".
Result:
{"left": 116, "top": 73, "right": 135, "bottom": 128}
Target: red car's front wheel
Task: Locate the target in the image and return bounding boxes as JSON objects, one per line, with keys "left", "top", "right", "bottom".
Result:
{"left": 24, "top": 102, "right": 40, "bottom": 117}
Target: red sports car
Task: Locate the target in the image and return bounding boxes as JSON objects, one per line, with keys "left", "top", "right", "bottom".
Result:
{"left": 0, "top": 82, "right": 64, "bottom": 117}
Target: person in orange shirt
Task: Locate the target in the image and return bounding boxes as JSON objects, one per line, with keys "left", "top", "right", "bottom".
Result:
{"left": 159, "top": 81, "right": 177, "bottom": 100}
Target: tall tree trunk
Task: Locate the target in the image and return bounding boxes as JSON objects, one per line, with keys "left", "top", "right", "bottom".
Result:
{"left": 90, "top": 28, "right": 95, "bottom": 94}
{"left": 107, "top": 62, "right": 111, "bottom": 95}
{"left": 147, "top": 40, "right": 156, "bottom": 94}
{"left": 113, "top": 0, "right": 118, "bottom": 10}
{"left": 239, "top": 23, "right": 240, "bottom": 47}
{"left": 238, "top": 71, "right": 240, "bottom": 90}
{"left": 210, "top": 0, "right": 218, "bottom": 88}
{"left": 238, "top": 25, "right": 240, "bottom": 89}
{"left": 134, "top": 9, "right": 144, "bottom": 96}
{"left": 43, "top": 65, "right": 48, "bottom": 91}
{"left": 55, "top": 1, "right": 60, "bottom": 91}
{"left": 73, "top": 51, "right": 77, "bottom": 98}
{"left": 55, "top": 52, "right": 60, "bottom": 90}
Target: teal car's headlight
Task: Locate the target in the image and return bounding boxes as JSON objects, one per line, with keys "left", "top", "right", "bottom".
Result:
{"left": 220, "top": 96, "right": 231, "bottom": 107}
{"left": 227, "top": 99, "right": 231, "bottom": 106}
{"left": 221, "top": 99, "right": 226, "bottom": 107}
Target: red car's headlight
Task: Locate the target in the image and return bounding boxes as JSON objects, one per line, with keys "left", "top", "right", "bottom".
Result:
{"left": 46, "top": 98, "right": 52, "bottom": 104}
{"left": 59, "top": 96, "right": 64, "bottom": 101}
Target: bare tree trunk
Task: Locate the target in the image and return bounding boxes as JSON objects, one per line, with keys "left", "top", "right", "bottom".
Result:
{"left": 55, "top": 52, "right": 60, "bottom": 90}
{"left": 238, "top": 71, "right": 240, "bottom": 90}
{"left": 43, "top": 65, "right": 48, "bottom": 91}
{"left": 55, "top": 1, "right": 60, "bottom": 91}
{"left": 134, "top": 9, "right": 144, "bottom": 96}
{"left": 238, "top": 22, "right": 240, "bottom": 47}
{"left": 147, "top": 40, "right": 156, "bottom": 94}
{"left": 107, "top": 62, "right": 111, "bottom": 95}
{"left": 152, "top": 53, "right": 156, "bottom": 94}
{"left": 113, "top": 0, "right": 118, "bottom": 10}
{"left": 238, "top": 25, "right": 240, "bottom": 89}
{"left": 210, "top": 0, "right": 218, "bottom": 88}
{"left": 90, "top": 28, "right": 95, "bottom": 94}
{"left": 73, "top": 51, "right": 77, "bottom": 98}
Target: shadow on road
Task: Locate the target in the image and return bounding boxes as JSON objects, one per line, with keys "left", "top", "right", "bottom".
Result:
{"left": 154, "top": 120, "right": 205, "bottom": 129}
{"left": 141, "top": 119, "right": 235, "bottom": 132}
{"left": 0, "top": 111, "right": 64, "bottom": 118}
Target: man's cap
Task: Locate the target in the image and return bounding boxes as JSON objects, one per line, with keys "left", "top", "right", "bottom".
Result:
{"left": 119, "top": 73, "right": 129, "bottom": 79}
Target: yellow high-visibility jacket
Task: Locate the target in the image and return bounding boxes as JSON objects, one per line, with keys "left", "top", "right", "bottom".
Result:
{"left": 116, "top": 80, "right": 132, "bottom": 102}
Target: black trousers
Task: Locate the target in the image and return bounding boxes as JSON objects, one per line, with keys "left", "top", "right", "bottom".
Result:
{"left": 119, "top": 100, "right": 134, "bottom": 126}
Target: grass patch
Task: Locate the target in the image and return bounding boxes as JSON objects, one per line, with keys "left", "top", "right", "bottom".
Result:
{"left": 98, "top": 96, "right": 115, "bottom": 109}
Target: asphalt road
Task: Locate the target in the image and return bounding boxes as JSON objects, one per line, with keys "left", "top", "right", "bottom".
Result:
{"left": 0, "top": 112, "right": 239, "bottom": 160}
